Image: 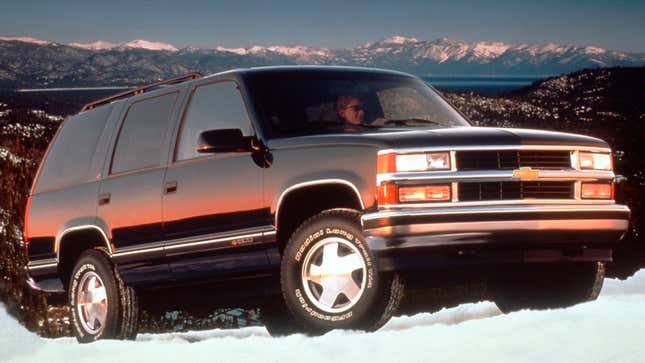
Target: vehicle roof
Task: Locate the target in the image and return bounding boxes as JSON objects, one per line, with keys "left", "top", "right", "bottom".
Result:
{"left": 80, "top": 66, "right": 417, "bottom": 114}
{"left": 217, "top": 65, "right": 416, "bottom": 78}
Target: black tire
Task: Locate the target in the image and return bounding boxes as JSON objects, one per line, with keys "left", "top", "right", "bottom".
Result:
{"left": 69, "top": 248, "right": 139, "bottom": 343}
{"left": 490, "top": 262, "right": 605, "bottom": 313}
{"left": 279, "top": 209, "right": 403, "bottom": 335}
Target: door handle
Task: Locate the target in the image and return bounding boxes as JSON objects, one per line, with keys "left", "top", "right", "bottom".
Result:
{"left": 164, "top": 181, "right": 178, "bottom": 194}
{"left": 98, "top": 193, "right": 111, "bottom": 206}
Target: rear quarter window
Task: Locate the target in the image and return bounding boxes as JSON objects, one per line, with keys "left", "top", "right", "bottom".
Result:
{"left": 34, "top": 104, "right": 114, "bottom": 193}
{"left": 110, "top": 92, "right": 179, "bottom": 174}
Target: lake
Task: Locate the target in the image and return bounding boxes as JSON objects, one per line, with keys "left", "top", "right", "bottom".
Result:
{"left": 423, "top": 76, "right": 547, "bottom": 95}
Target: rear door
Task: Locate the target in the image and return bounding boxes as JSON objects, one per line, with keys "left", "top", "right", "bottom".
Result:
{"left": 162, "top": 80, "right": 271, "bottom": 280}
{"left": 98, "top": 91, "right": 181, "bottom": 285}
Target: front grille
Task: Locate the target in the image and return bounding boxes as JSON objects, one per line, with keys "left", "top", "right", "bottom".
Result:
{"left": 456, "top": 150, "right": 572, "bottom": 170}
{"left": 458, "top": 181, "right": 574, "bottom": 201}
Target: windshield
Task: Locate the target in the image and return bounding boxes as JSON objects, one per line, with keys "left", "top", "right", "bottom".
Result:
{"left": 245, "top": 70, "right": 471, "bottom": 138}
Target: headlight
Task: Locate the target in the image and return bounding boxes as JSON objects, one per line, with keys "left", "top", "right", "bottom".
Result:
{"left": 378, "top": 152, "right": 451, "bottom": 173}
{"left": 579, "top": 152, "right": 612, "bottom": 170}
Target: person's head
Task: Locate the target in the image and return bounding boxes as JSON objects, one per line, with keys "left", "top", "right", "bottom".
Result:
{"left": 336, "top": 95, "right": 366, "bottom": 125}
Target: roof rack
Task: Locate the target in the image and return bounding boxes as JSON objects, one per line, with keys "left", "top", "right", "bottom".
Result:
{"left": 81, "top": 72, "right": 204, "bottom": 112}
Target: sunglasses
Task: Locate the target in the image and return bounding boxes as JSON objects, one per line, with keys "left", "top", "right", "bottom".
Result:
{"left": 346, "top": 104, "right": 365, "bottom": 112}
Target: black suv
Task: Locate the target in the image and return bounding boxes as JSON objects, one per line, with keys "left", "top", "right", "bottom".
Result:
{"left": 24, "top": 66, "right": 630, "bottom": 342}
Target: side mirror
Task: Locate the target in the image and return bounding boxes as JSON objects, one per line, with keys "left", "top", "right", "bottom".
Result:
{"left": 197, "top": 129, "right": 254, "bottom": 153}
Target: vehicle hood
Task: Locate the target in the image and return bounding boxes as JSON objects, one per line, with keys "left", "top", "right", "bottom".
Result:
{"left": 267, "top": 127, "right": 610, "bottom": 150}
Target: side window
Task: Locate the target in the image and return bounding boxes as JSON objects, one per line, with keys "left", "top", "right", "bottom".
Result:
{"left": 111, "top": 92, "right": 178, "bottom": 174}
{"left": 176, "top": 81, "right": 253, "bottom": 161}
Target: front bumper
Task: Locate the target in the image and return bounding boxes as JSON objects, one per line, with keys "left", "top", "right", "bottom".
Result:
{"left": 361, "top": 204, "right": 630, "bottom": 270}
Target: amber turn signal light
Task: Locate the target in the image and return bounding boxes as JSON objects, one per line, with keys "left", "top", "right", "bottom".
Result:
{"left": 581, "top": 183, "right": 613, "bottom": 199}
{"left": 377, "top": 184, "right": 398, "bottom": 205}
{"left": 377, "top": 153, "right": 397, "bottom": 174}
{"left": 398, "top": 185, "right": 451, "bottom": 203}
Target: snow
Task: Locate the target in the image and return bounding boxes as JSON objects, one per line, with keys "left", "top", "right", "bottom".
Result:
{"left": 122, "top": 40, "right": 178, "bottom": 52}
{"left": 0, "top": 147, "right": 30, "bottom": 165}
{"left": 381, "top": 36, "right": 419, "bottom": 44}
{"left": 0, "top": 36, "right": 51, "bottom": 45}
{"left": 266, "top": 45, "right": 331, "bottom": 58}
{"left": 30, "top": 109, "right": 64, "bottom": 121}
{"left": 68, "top": 41, "right": 121, "bottom": 50}
{"left": 236, "top": 45, "right": 331, "bottom": 59}
{"left": 2, "top": 269, "right": 644, "bottom": 362}
{"left": 2, "top": 122, "right": 47, "bottom": 139}
{"left": 584, "top": 46, "right": 606, "bottom": 55}
{"left": 471, "top": 42, "right": 511, "bottom": 58}
{"left": 67, "top": 39, "right": 179, "bottom": 52}
{"left": 215, "top": 46, "right": 248, "bottom": 55}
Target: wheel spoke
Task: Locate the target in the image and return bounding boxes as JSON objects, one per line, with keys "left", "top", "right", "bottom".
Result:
{"left": 87, "top": 304, "right": 100, "bottom": 330}
{"left": 87, "top": 276, "right": 98, "bottom": 291}
{"left": 306, "top": 263, "right": 324, "bottom": 284}
{"left": 79, "top": 291, "right": 93, "bottom": 304}
{"left": 318, "top": 286, "right": 340, "bottom": 308}
{"left": 95, "top": 303, "right": 107, "bottom": 328}
{"left": 322, "top": 242, "right": 339, "bottom": 264}
{"left": 341, "top": 279, "right": 362, "bottom": 301}
{"left": 337, "top": 253, "right": 363, "bottom": 275}
{"left": 93, "top": 287, "right": 107, "bottom": 303}
{"left": 81, "top": 305, "right": 90, "bottom": 322}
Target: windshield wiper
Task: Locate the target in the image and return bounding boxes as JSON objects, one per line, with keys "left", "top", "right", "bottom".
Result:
{"left": 383, "top": 118, "right": 443, "bottom": 126}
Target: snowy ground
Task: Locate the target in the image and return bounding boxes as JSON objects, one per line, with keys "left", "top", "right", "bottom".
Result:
{"left": 2, "top": 270, "right": 644, "bottom": 363}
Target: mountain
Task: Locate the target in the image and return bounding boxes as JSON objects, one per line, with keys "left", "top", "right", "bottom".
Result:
{"left": 0, "top": 35, "right": 643, "bottom": 88}
{"left": 69, "top": 39, "right": 179, "bottom": 52}
{"left": 0, "top": 36, "right": 52, "bottom": 46}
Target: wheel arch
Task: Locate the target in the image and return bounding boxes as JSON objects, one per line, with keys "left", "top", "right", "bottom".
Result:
{"left": 274, "top": 180, "right": 365, "bottom": 254}
{"left": 56, "top": 225, "right": 112, "bottom": 287}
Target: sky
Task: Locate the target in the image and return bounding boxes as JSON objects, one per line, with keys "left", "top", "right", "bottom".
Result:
{"left": 1, "top": 0, "right": 644, "bottom": 52}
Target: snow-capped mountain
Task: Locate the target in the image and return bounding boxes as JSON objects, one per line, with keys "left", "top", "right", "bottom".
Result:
{"left": 69, "top": 39, "right": 178, "bottom": 51}
{"left": 1, "top": 36, "right": 179, "bottom": 51}
{"left": 0, "top": 36, "right": 52, "bottom": 46}
{"left": 67, "top": 40, "right": 121, "bottom": 50}
{"left": 345, "top": 37, "right": 644, "bottom": 74}
{"left": 0, "top": 35, "right": 643, "bottom": 88}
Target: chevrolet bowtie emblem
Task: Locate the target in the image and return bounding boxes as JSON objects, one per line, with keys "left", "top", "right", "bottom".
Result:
{"left": 512, "top": 167, "right": 540, "bottom": 180}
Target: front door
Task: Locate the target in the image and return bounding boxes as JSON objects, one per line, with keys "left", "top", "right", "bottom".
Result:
{"left": 162, "top": 80, "right": 271, "bottom": 280}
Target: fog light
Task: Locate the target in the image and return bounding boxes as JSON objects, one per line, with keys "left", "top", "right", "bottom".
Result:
{"left": 399, "top": 185, "right": 451, "bottom": 203}
{"left": 581, "top": 183, "right": 613, "bottom": 199}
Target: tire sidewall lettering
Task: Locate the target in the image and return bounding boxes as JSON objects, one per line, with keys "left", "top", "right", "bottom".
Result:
{"left": 291, "top": 223, "right": 375, "bottom": 322}
{"left": 294, "top": 288, "right": 353, "bottom": 322}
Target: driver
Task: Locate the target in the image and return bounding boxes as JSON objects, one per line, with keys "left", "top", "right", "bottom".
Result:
{"left": 336, "top": 95, "right": 366, "bottom": 125}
